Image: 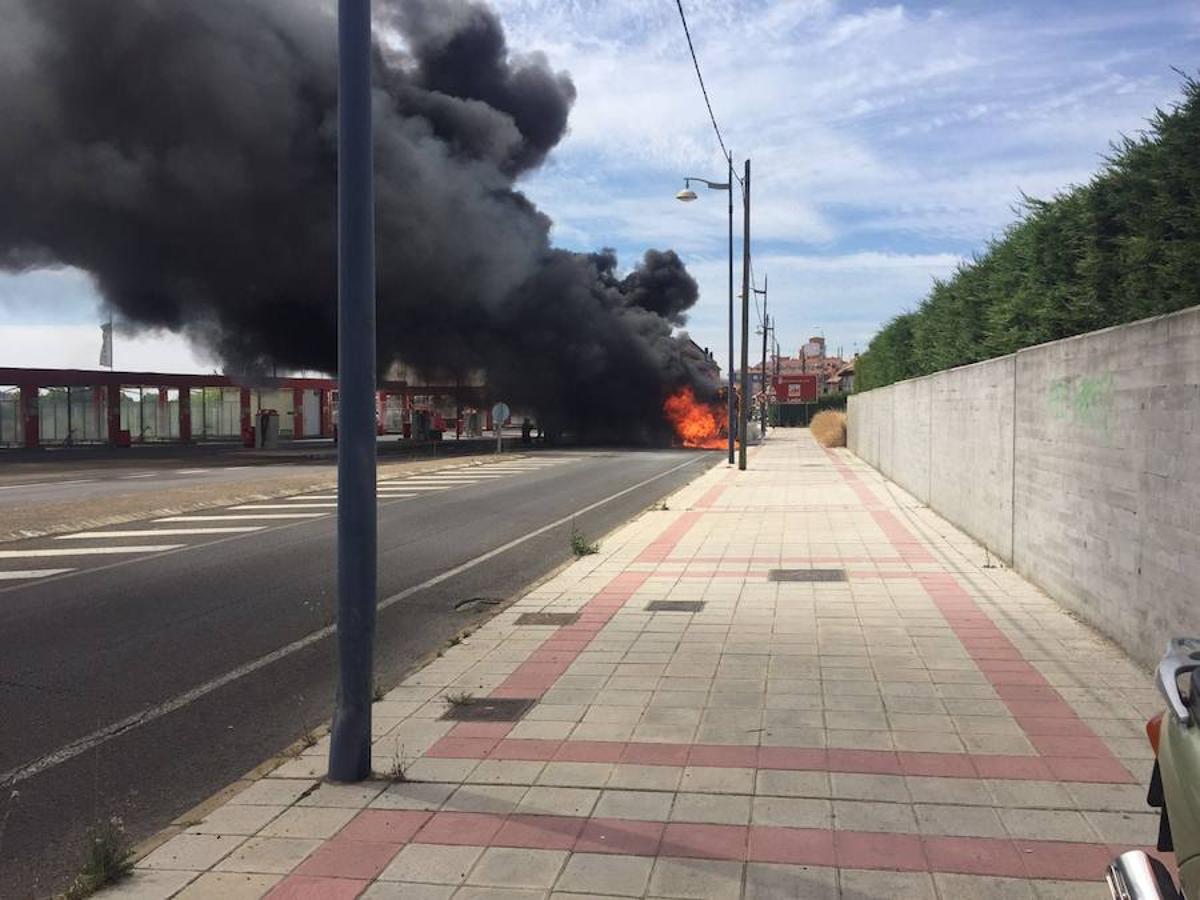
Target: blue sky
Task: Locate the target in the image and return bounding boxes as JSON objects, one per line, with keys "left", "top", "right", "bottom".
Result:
{"left": 3, "top": 0, "right": 1199, "bottom": 371}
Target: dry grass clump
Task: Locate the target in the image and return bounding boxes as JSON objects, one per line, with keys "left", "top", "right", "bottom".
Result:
{"left": 810, "top": 411, "right": 847, "bottom": 447}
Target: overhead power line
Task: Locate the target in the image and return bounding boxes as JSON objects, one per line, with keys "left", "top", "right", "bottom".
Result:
{"left": 674, "top": 0, "right": 743, "bottom": 186}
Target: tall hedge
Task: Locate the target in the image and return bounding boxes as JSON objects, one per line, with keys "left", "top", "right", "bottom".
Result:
{"left": 856, "top": 76, "right": 1200, "bottom": 391}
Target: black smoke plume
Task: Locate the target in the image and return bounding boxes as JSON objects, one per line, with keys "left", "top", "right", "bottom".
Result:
{"left": 0, "top": 0, "right": 716, "bottom": 441}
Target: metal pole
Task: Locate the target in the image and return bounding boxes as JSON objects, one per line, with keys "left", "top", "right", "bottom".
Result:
{"left": 738, "top": 158, "right": 751, "bottom": 471}
{"left": 726, "top": 150, "right": 735, "bottom": 466}
{"left": 329, "top": 0, "right": 377, "bottom": 783}
{"left": 760, "top": 276, "right": 768, "bottom": 434}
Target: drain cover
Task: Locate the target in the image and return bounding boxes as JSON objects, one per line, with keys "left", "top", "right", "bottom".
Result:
{"left": 440, "top": 697, "right": 536, "bottom": 722}
{"left": 768, "top": 569, "right": 847, "bottom": 582}
{"left": 515, "top": 612, "right": 581, "bottom": 626}
{"left": 645, "top": 600, "right": 705, "bottom": 612}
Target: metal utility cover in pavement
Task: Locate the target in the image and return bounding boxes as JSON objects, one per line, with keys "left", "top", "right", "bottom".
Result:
{"left": 515, "top": 612, "right": 581, "bottom": 626}
{"left": 645, "top": 600, "right": 706, "bottom": 612}
{"left": 769, "top": 568, "right": 847, "bottom": 582}
{"left": 440, "top": 697, "right": 536, "bottom": 722}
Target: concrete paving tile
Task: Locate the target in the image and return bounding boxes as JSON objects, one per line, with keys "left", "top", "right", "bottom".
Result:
{"left": 378, "top": 843, "right": 482, "bottom": 884}
{"left": 830, "top": 773, "right": 910, "bottom": 802}
{"left": 370, "top": 781, "right": 457, "bottom": 811}
{"left": 679, "top": 766, "right": 754, "bottom": 794}
{"left": 516, "top": 786, "right": 600, "bottom": 817}
{"left": 101, "top": 869, "right": 199, "bottom": 898}
{"left": 466, "top": 760, "right": 546, "bottom": 785}
{"left": 537, "top": 762, "right": 615, "bottom": 788}
{"left": 914, "top": 803, "right": 1007, "bottom": 838}
{"left": 670, "top": 792, "right": 751, "bottom": 826}
{"left": 361, "top": 883, "right": 455, "bottom": 899}
{"left": 594, "top": 789, "right": 675, "bottom": 821}
{"left": 647, "top": 857, "right": 743, "bottom": 900}
{"left": 755, "top": 770, "right": 831, "bottom": 798}
{"left": 229, "top": 779, "right": 318, "bottom": 807}
{"left": 839, "top": 868, "right": 936, "bottom": 899}
{"left": 186, "top": 803, "right": 285, "bottom": 836}
{"left": 173, "top": 871, "right": 279, "bottom": 899}
{"left": 833, "top": 800, "right": 917, "bottom": 833}
{"left": 743, "top": 862, "right": 838, "bottom": 899}
{"left": 932, "top": 873, "right": 1038, "bottom": 898}
{"left": 443, "top": 785, "right": 527, "bottom": 815}
{"left": 214, "top": 837, "right": 322, "bottom": 874}
{"left": 140, "top": 833, "right": 244, "bottom": 871}
{"left": 258, "top": 806, "right": 357, "bottom": 840}
{"left": 1082, "top": 810, "right": 1161, "bottom": 844}
{"left": 554, "top": 852, "right": 654, "bottom": 896}
{"left": 607, "top": 764, "right": 683, "bottom": 791}
{"left": 751, "top": 796, "right": 833, "bottom": 829}
{"left": 467, "top": 847, "right": 567, "bottom": 889}
{"left": 998, "top": 807, "right": 1096, "bottom": 842}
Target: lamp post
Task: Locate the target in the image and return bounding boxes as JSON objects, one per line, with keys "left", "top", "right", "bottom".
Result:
{"left": 737, "top": 159, "right": 751, "bottom": 470}
{"left": 329, "top": 0, "right": 377, "bottom": 783}
{"left": 676, "top": 151, "right": 736, "bottom": 466}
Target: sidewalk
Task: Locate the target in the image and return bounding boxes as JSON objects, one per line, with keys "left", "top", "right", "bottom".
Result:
{"left": 109, "top": 430, "right": 1162, "bottom": 899}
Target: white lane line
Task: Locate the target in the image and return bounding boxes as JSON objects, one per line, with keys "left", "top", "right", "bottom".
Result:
{"left": 55, "top": 528, "right": 265, "bottom": 539}
{"left": 0, "top": 454, "right": 706, "bottom": 789}
{"left": 0, "top": 479, "right": 96, "bottom": 491}
{"left": 296, "top": 495, "right": 339, "bottom": 500}
{"left": 0, "top": 545, "right": 185, "bottom": 559}
{"left": 121, "top": 473, "right": 156, "bottom": 480}
{"left": 228, "top": 504, "right": 338, "bottom": 510}
{"left": 0, "top": 569, "right": 75, "bottom": 580}
{"left": 176, "top": 468, "right": 209, "bottom": 475}
{"left": 155, "top": 514, "right": 327, "bottom": 521}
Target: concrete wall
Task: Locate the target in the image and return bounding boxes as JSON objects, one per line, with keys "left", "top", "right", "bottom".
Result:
{"left": 848, "top": 306, "right": 1200, "bottom": 668}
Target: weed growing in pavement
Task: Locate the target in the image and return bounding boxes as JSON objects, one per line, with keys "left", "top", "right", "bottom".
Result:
{"left": 569, "top": 522, "right": 599, "bottom": 557}
{"left": 383, "top": 745, "right": 410, "bottom": 783}
{"left": 64, "top": 818, "right": 134, "bottom": 899}
{"left": 444, "top": 691, "right": 474, "bottom": 707}
{"left": 650, "top": 499, "right": 670, "bottom": 511}
{"left": 373, "top": 682, "right": 386, "bottom": 703}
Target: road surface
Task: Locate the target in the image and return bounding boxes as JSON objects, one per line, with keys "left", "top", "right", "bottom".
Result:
{"left": 0, "top": 448, "right": 715, "bottom": 896}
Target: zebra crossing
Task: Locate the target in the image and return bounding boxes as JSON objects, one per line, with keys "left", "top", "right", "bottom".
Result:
{"left": 0, "top": 457, "right": 578, "bottom": 586}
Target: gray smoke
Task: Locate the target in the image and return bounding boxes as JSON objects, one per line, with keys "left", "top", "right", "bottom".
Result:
{"left": 0, "top": 0, "right": 716, "bottom": 441}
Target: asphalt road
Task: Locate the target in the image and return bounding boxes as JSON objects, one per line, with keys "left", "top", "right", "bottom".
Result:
{"left": 0, "top": 448, "right": 715, "bottom": 897}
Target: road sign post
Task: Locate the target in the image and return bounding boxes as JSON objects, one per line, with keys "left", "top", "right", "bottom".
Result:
{"left": 491, "top": 402, "right": 510, "bottom": 454}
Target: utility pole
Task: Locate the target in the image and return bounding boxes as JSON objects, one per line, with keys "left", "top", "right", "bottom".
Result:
{"left": 754, "top": 275, "right": 768, "bottom": 436}
{"left": 726, "top": 151, "right": 735, "bottom": 465}
{"left": 329, "top": 0, "right": 377, "bottom": 783}
{"left": 738, "top": 158, "right": 751, "bottom": 471}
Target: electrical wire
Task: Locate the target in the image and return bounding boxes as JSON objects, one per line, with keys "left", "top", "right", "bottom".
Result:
{"left": 674, "top": 0, "right": 743, "bottom": 186}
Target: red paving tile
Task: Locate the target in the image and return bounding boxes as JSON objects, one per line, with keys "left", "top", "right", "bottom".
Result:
{"left": 747, "top": 826, "right": 836, "bottom": 866}
{"left": 414, "top": 811, "right": 505, "bottom": 846}
{"left": 293, "top": 838, "right": 401, "bottom": 880}
{"left": 687, "top": 744, "right": 758, "bottom": 768}
{"left": 836, "top": 831, "right": 927, "bottom": 872}
{"left": 492, "top": 814, "right": 587, "bottom": 850}
{"left": 337, "top": 810, "right": 431, "bottom": 844}
{"left": 661, "top": 823, "right": 748, "bottom": 860}
{"left": 1016, "top": 839, "right": 1113, "bottom": 880}
{"left": 922, "top": 835, "right": 1026, "bottom": 877}
{"left": 266, "top": 876, "right": 370, "bottom": 900}
{"left": 575, "top": 817, "right": 664, "bottom": 855}
{"left": 622, "top": 742, "right": 690, "bottom": 766}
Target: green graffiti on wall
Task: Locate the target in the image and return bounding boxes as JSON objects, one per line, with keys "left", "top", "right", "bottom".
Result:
{"left": 1047, "top": 373, "right": 1115, "bottom": 427}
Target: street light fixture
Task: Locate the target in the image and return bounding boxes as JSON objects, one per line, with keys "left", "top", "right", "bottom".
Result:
{"left": 675, "top": 156, "right": 737, "bottom": 466}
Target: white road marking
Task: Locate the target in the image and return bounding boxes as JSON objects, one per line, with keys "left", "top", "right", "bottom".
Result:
{"left": 175, "top": 468, "right": 209, "bottom": 475}
{"left": 0, "top": 545, "right": 185, "bottom": 559}
{"left": 55, "top": 528, "right": 265, "bottom": 539}
{"left": 0, "top": 454, "right": 705, "bottom": 788}
{"left": 228, "top": 504, "right": 337, "bottom": 510}
{"left": 0, "top": 569, "right": 75, "bottom": 580}
{"left": 121, "top": 473, "right": 157, "bottom": 479}
{"left": 155, "top": 514, "right": 326, "bottom": 521}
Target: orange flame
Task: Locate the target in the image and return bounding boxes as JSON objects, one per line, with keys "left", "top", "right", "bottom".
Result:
{"left": 664, "top": 387, "right": 726, "bottom": 449}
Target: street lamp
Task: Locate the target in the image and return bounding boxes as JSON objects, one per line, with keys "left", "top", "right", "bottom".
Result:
{"left": 676, "top": 153, "right": 736, "bottom": 466}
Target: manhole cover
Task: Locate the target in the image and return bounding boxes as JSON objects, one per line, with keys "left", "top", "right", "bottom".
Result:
{"left": 515, "top": 612, "right": 581, "bottom": 626}
{"left": 768, "top": 569, "right": 846, "bottom": 582}
{"left": 645, "top": 600, "right": 705, "bottom": 612}
{"left": 440, "top": 697, "right": 536, "bottom": 722}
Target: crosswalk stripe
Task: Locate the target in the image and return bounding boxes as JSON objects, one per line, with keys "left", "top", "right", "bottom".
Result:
{"left": 0, "top": 546, "right": 184, "bottom": 558}
{"left": 55, "top": 528, "right": 265, "bottom": 539}
{"left": 0, "top": 569, "right": 75, "bottom": 580}
{"left": 154, "top": 514, "right": 327, "bottom": 521}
